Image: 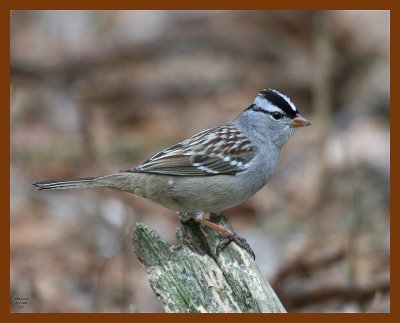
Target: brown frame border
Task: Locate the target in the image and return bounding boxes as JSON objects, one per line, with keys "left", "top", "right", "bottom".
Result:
{"left": 3, "top": 1, "right": 396, "bottom": 321}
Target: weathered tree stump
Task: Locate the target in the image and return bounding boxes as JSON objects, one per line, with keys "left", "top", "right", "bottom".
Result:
{"left": 132, "top": 214, "right": 286, "bottom": 313}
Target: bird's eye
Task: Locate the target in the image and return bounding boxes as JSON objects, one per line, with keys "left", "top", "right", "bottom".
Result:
{"left": 271, "top": 112, "right": 283, "bottom": 120}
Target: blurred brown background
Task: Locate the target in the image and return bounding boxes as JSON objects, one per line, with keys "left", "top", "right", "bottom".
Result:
{"left": 10, "top": 10, "right": 390, "bottom": 313}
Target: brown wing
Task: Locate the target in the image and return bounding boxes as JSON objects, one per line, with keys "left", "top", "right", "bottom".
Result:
{"left": 122, "top": 124, "right": 257, "bottom": 176}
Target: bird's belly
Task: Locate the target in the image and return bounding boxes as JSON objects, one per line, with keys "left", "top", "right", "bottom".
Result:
{"left": 136, "top": 172, "right": 269, "bottom": 214}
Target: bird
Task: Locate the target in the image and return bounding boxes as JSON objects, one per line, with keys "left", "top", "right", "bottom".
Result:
{"left": 33, "top": 88, "right": 311, "bottom": 259}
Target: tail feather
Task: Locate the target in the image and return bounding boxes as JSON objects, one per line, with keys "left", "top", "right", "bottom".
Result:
{"left": 32, "top": 177, "right": 102, "bottom": 190}
{"left": 32, "top": 173, "right": 138, "bottom": 192}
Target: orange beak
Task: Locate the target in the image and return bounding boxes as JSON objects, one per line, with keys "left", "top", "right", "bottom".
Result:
{"left": 291, "top": 114, "right": 311, "bottom": 128}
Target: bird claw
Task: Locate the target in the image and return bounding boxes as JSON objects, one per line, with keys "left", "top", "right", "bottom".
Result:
{"left": 216, "top": 232, "right": 255, "bottom": 260}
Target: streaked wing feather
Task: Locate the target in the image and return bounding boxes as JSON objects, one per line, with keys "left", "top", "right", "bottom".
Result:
{"left": 122, "top": 124, "right": 257, "bottom": 176}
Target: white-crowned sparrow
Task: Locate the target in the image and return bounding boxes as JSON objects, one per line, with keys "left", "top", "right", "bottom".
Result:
{"left": 33, "top": 89, "right": 310, "bottom": 259}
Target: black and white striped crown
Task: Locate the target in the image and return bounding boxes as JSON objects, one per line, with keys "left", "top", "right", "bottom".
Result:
{"left": 252, "top": 88, "right": 298, "bottom": 119}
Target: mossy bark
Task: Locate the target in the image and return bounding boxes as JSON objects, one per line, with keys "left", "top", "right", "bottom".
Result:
{"left": 133, "top": 214, "right": 286, "bottom": 313}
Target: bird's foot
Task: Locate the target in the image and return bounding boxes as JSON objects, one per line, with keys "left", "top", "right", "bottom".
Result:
{"left": 216, "top": 231, "right": 255, "bottom": 260}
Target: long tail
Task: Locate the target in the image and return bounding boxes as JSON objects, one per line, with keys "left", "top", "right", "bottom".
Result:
{"left": 32, "top": 177, "right": 102, "bottom": 190}
{"left": 32, "top": 173, "right": 135, "bottom": 191}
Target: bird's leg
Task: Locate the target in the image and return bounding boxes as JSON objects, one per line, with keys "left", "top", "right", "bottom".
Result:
{"left": 195, "top": 217, "right": 255, "bottom": 260}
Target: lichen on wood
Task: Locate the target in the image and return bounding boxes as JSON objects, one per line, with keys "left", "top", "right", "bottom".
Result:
{"left": 132, "top": 214, "right": 286, "bottom": 313}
